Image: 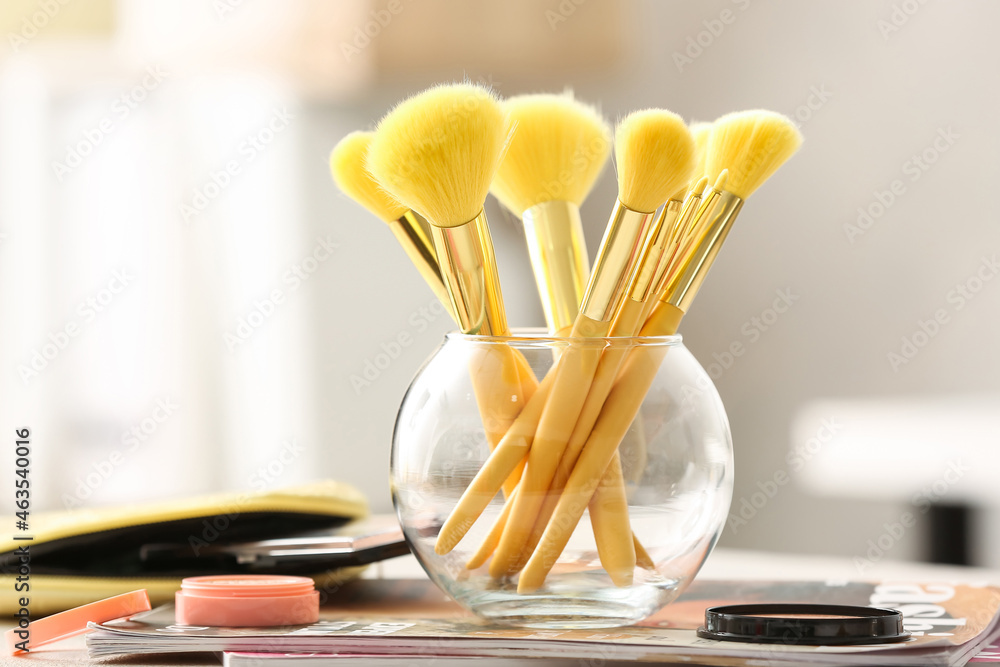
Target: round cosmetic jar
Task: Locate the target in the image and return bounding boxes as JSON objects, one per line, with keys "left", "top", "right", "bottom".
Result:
{"left": 175, "top": 575, "right": 319, "bottom": 627}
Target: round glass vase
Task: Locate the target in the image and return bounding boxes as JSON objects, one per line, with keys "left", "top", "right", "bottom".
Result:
{"left": 391, "top": 329, "right": 733, "bottom": 629}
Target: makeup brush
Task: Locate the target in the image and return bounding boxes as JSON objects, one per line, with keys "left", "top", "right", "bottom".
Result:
{"left": 434, "top": 109, "right": 693, "bottom": 558}
{"left": 518, "top": 110, "right": 802, "bottom": 592}
{"left": 521, "top": 180, "right": 703, "bottom": 582}
{"left": 453, "top": 94, "right": 610, "bottom": 563}
{"left": 330, "top": 131, "right": 456, "bottom": 323}
{"left": 462, "top": 179, "right": 704, "bottom": 572}
{"left": 467, "top": 236, "right": 667, "bottom": 572}
{"left": 366, "top": 82, "right": 536, "bottom": 498}
{"left": 486, "top": 109, "right": 695, "bottom": 580}
{"left": 583, "top": 178, "right": 710, "bottom": 577}
{"left": 366, "top": 83, "right": 513, "bottom": 335}
{"left": 333, "top": 129, "right": 536, "bottom": 490}
{"left": 435, "top": 110, "right": 694, "bottom": 563}
{"left": 491, "top": 92, "right": 612, "bottom": 335}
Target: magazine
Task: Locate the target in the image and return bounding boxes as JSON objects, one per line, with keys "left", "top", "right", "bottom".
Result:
{"left": 87, "top": 578, "right": 1000, "bottom": 666}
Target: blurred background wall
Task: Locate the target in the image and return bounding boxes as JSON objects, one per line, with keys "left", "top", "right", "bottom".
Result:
{"left": 1, "top": 0, "right": 998, "bottom": 567}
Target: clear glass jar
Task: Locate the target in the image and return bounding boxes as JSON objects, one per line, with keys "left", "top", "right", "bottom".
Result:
{"left": 391, "top": 330, "right": 733, "bottom": 629}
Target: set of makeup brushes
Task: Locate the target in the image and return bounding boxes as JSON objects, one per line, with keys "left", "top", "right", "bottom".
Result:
{"left": 330, "top": 83, "right": 802, "bottom": 592}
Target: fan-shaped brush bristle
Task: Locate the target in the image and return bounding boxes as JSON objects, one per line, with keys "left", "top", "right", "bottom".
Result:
{"left": 366, "top": 83, "right": 512, "bottom": 228}
{"left": 704, "top": 110, "right": 803, "bottom": 200}
{"left": 689, "top": 121, "right": 712, "bottom": 180}
{"left": 329, "top": 131, "right": 408, "bottom": 223}
{"left": 490, "top": 92, "right": 611, "bottom": 214}
{"left": 614, "top": 109, "right": 695, "bottom": 214}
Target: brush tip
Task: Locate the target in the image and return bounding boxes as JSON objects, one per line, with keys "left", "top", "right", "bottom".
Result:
{"left": 614, "top": 109, "right": 695, "bottom": 214}
{"left": 329, "top": 131, "right": 408, "bottom": 223}
{"left": 490, "top": 91, "right": 612, "bottom": 214}
{"left": 705, "top": 110, "right": 802, "bottom": 199}
{"left": 691, "top": 175, "right": 710, "bottom": 197}
{"left": 367, "top": 83, "right": 511, "bottom": 227}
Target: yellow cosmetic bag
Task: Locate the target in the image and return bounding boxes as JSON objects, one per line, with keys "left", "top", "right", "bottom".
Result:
{"left": 0, "top": 480, "right": 370, "bottom": 616}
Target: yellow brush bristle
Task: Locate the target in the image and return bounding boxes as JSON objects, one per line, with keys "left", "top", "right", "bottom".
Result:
{"left": 689, "top": 121, "right": 712, "bottom": 180}
{"left": 614, "top": 109, "right": 695, "bottom": 214}
{"left": 329, "top": 131, "right": 408, "bottom": 223}
{"left": 490, "top": 92, "right": 611, "bottom": 214}
{"left": 704, "top": 110, "right": 803, "bottom": 200}
{"left": 690, "top": 175, "right": 710, "bottom": 198}
{"left": 366, "top": 83, "right": 512, "bottom": 228}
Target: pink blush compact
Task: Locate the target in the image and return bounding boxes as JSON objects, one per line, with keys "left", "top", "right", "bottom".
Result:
{"left": 175, "top": 575, "right": 319, "bottom": 627}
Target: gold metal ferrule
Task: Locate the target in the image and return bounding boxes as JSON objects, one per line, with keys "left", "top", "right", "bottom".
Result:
{"left": 579, "top": 201, "right": 653, "bottom": 322}
{"left": 629, "top": 198, "right": 682, "bottom": 304}
{"left": 522, "top": 200, "right": 590, "bottom": 335}
{"left": 659, "top": 187, "right": 723, "bottom": 294}
{"left": 650, "top": 189, "right": 706, "bottom": 299}
{"left": 663, "top": 190, "right": 744, "bottom": 313}
{"left": 388, "top": 211, "right": 456, "bottom": 323}
{"left": 431, "top": 211, "right": 509, "bottom": 336}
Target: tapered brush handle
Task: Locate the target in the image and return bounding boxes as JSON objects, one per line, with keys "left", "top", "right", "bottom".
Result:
{"left": 465, "top": 485, "right": 517, "bottom": 570}
{"left": 589, "top": 454, "right": 635, "bottom": 587}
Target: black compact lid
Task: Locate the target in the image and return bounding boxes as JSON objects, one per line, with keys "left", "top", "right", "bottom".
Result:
{"left": 697, "top": 603, "right": 910, "bottom": 646}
